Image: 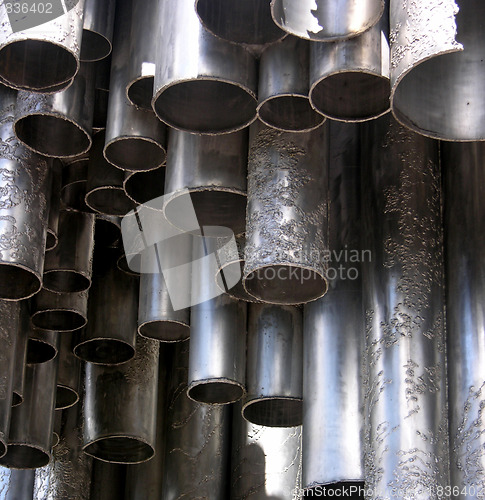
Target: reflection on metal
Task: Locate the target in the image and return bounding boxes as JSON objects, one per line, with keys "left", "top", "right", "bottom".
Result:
{"left": 243, "top": 121, "right": 329, "bottom": 305}
{"left": 60, "top": 156, "right": 91, "bottom": 213}
{"left": 26, "top": 329, "right": 59, "bottom": 364}
{"left": 152, "top": 0, "right": 257, "bottom": 134}
{"left": 0, "top": 468, "right": 35, "bottom": 499}
{"left": 83, "top": 335, "right": 159, "bottom": 464}
{"left": 81, "top": 0, "right": 116, "bottom": 62}
{"left": 12, "top": 303, "right": 28, "bottom": 407}
{"left": 303, "top": 122, "right": 364, "bottom": 494}
{"left": 56, "top": 335, "right": 81, "bottom": 410}
{"left": 258, "top": 36, "right": 324, "bottom": 132}
{"left": 361, "top": 115, "right": 449, "bottom": 496}
{"left": 243, "top": 304, "right": 303, "bottom": 427}
{"left": 46, "top": 161, "right": 62, "bottom": 252}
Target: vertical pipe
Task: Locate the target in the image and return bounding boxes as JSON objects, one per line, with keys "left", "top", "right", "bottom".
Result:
{"left": 81, "top": 0, "right": 116, "bottom": 62}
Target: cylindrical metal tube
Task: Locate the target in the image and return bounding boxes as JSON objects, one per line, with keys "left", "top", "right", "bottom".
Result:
{"left": 162, "top": 343, "right": 231, "bottom": 499}
{"left": 0, "top": 300, "right": 20, "bottom": 458}
{"left": 0, "top": 0, "right": 85, "bottom": 90}
{"left": 46, "top": 161, "right": 62, "bottom": 252}
{"left": 243, "top": 121, "right": 329, "bottom": 305}
{"left": 93, "top": 56, "right": 111, "bottom": 131}
{"left": 60, "top": 156, "right": 90, "bottom": 213}
{"left": 43, "top": 210, "right": 95, "bottom": 293}
{"left": 195, "top": 0, "right": 286, "bottom": 45}
{"left": 85, "top": 132, "right": 136, "bottom": 216}
{"left": 0, "top": 468, "right": 35, "bottom": 499}
{"left": 104, "top": 0, "right": 166, "bottom": 173}
{"left": 309, "top": 11, "right": 390, "bottom": 122}
{"left": 95, "top": 214, "right": 121, "bottom": 248}
{"left": 80, "top": 0, "right": 116, "bottom": 62}
{"left": 152, "top": 0, "right": 257, "bottom": 134}
{"left": 123, "top": 167, "right": 165, "bottom": 206}
{"left": 390, "top": 0, "right": 485, "bottom": 141}
{"left": 89, "top": 461, "right": 126, "bottom": 500}
{"left": 52, "top": 410, "right": 61, "bottom": 449}
{"left": 14, "top": 63, "right": 95, "bottom": 158}
{"left": 73, "top": 249, "right": 137, "bottom": 365}
{"left": 11, "top": 303, "right": 28, "bottom": 407}
{"left": 258, "top": 36, "right": 324, "bottom": 132}
{"left": 0, "top": 85, "right": 50, "bottom": 301}
{"left": 443, "top": 142, "right": 485, "bottom": 493}
{"left": 31, "top": 289, "right": 88, "bottom": 333}
{"left": 26, "top": 329, "right": 59, "bottom": 364}
{"left": 303, "top": 121, "right": 364, "bottom": 494}
{"left": 243, "top": 303, "right": 302, "bottom": 427}
{"left": 0, "top": 358, "right": 58, "bottom": 469}
{"left": 270, "top": 0, "right": 384, "bottom": 41}
{"left": 231, "top": 402, "right": 302, "bottom": 499}
{"left": 56, "top": 335, "right": 81, "bottom": 410}
{"left": 83, "top": 335, "right": 159, "bottom": 464}
{"left": 361, "top": 115, "right": 449, "bottom": 496}
{"left": 164, "top": 129, "right": 248, "bottom": 237}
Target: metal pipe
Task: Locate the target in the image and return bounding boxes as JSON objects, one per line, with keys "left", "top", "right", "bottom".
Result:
{"left": 11, "top": 302, "right": 28, "bottom": 407}
{"left": 243, "top": 303, "right": 302, "bottom": 427}
{"left": 43, "top": 210, "right": 95, "bottom": 293}
{"left": 0, "top": 85, "right": 50, "bottom": 301}
{"left": 270, "top": 0, "right": 384, "bottom": 41}
{"left": 31, "top": 289, "right": 88, "bottom": 333}
{"left": 56, "top": 335, "right": 81, "bottom": 410}
{"left": 258, "top": 36, "right": 324, "bottom": 132}
{"left": 93, "top": 56, "right": 111, "bottom": 131}
{"left": 390, "top": 0, "right": 485, "bottom": 141}
{"left": 95, "top": 214, "right": 121, "bottom": 248}
{"left": 89, "top": 462, "right": 126, "bottom": 500}
{"left": 0, "top": 0, "right": 85, "bottom": 90}
{"left": 60, "top": 156, "right": 91, "bottom": 213}
{"left": 83, "top": 335, "right": 159, "bottom": 464}
{"left": 52, "top": 411, "right": 61, "bottom": 449}
{"left": 14, "top": 62, "right": 95, "bottom": 158}
{"left": 152, "top": 0, "right": 257, "bottom": 134}
{"left": 46, "top": 160, "right": 62, "bottom": 252}
{"left": 0, "top": 358, "right": 58, "bottom": 469}
{"left": 309, "top": 11, "right": 390, "bottom": 122}
{"left": 243, "top": 121, "right": 329, "bottom": 305}
{"left": 26, "top": 329, "right": 59, "bottom": 364}
{"left": 361, "top": 114, "right": 449, "bottom": 496}
{"left": 123, "top": 167, "right": 165, "bottom": 206}
{"left": 195, "top": 0, "right": 286, "bottom": 45}
{"left": 302, "top": 121, "right": 364, "bottom": 494}
{"left": 0, "top": 468, "right": 35, "bottom": 500}
{"left": 80, "top": 0, "right": 116, "bottom": 62}
{"left": 442, "top": 141, "right": 485, "bottom": 493}
{"left": 164, "top": 129, "right": 248, "bottom": 237}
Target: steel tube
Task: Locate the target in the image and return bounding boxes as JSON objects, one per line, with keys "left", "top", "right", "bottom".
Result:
{"left": 11, "top": 303, "right": 28, "bottom": 407}
{"left": 303, "top": 121, "right": 364, "bottom": 494}
{"left": 43, "top": 210, "right": 95, "bottom": 293}
{"left": 0, "top": 468, "right": 35, "bottom": 499}
{"left": 258, "top": 36, "right": 324, "bottom": 132}
{"left": 0, "top": 358, "right": 58, "bottom": 469}
{"left": 26, "top": 329, "right": 59, "bottom": 364}
{"left": 0, "top": 85, "right": 50, "bottom": 300}
{"left": 93, "top": 56, "right": 110, "bottom": 132}
{"left": 442, "top": 142, "right": 485, "bottom": 494}
{"left": 89, "top": 462, "right": 126, "bottom": 500}
{"left": 83, "top": 335, "right": 159, "bottom": 464}
{"left": 80, "top": 0, "right": 116, "bottom": 62}
{"left": 14, "top": 63, "right": 95, "bottom": 158}
{"left": 164, "top": 129, "right": 248, "bottom": 237}
{"left": 270, "top": 0, "right": 384, "bottom": 41}
{"left": 309, "top": 11, "right": 390, "bottom": 122}
{"left": 243, "top": 121, "right": 329, "bottom": 305}
{"left": 390, "top": 0, "right": 485, "bottom": 141}
{"left": 0, "top": 0, "right": 85, "bottom": 90}
{"left": 95, "top": 214, "right": 121, "bottom": 248}
{"left": 361, "top": 115, "right": 449, "bottom": 497}
{"left": 56, "top": 335, "right": 81, "bottom": 410}
{"left": 123, "top": 167, "right": 165, "bottom": 206}
{"left": 60, "top": 156, "right": 90, "bottom": 213}
{"left": 152, "top": 0, "right": 257, "bottom": 134}
{"left": 46, "top": 161, "right": 62, "bottom": 252}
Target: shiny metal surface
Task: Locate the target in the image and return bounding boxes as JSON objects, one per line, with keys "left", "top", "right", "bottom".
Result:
{"left": 85, "top": 132, "right": 136, "bottom": 216}
{"left": 361, "top": 115, "right": 449, "bottom": 497}
{"left": 60, "top": 156, "right": 90, "bottom": 213}
{"left": 0, "top": 85, "right": 50, "bottom": 300}
{"left": 26, "top": 328, "right": 59, "bottom": 364}
{"left": 243, "top": 303, "right": 302, "bottom": 427}
{"left": 0, "top": 0, "right": 85, "bottom": 90}
{"left": 73, "top": 250, "right": 137, "bottom": 365}
{"left": 95, "top": 214, "right": 121, "bottom": 248}
{"left": 31, "top": 289, "right": 88, "bottom": 333}
{"left": 195, "top": 0, "right": 286, "bottom": 45}
{"left": 14, "top": 63, "right": 95, "bottom": 158}
{"left": 258, "top": 36, "right": 324, "bottom": 132}
{"left": 0, "top": 301, "right": 19, "bottom": 458}
{"left": 152, "top": 0, "right": 257, "bottom": 134}
{"left": 302, "top": 121, "right": 364, "bottom": 493}
{"left": 270, "top": 0, "right": 384, "bottom": 41}
{"left": 164, "top": 129, "right": 248, "bottom": 237}
{"left": 0, "top": 468, "right": 35, "bottom": 499}
{"left": 188, "top": 236, "right": 247, "bottom": 405}
{"left": 83, "top": 335, "right": 159, "bottom": 464}
{"left": 162, "top": 342, "right": 231, "bottom": 499}
{"left": 46, "top": 161, "right": 62, "bottom": 252}
{"left": 11, "top": 303, "right": 28, "bottom": 407}
{"left": 123, "top": 167, "right": 165, "bottom": 206}
{"left": 442, "top": 142, "right": 485, "bottom": 494}
{"left": 0, "top": 359, "right": 58, "bottom": 469}
{"left": 43, "top": 210, "right": 95, "bottom": 293}
{"left": 81, "top": 0, "right": 116, "bottom": 62}
{"left": 104, "top": 0, "right": 166, "bottom": 173}
{"left": 33, "top": 405, "right": 92, "bottom": 500}
{"left": 231, "top": 402, "right": 302, "bottom": 499}
{"left": 56, "top": 335, "right": 81, "bottom": 410}
{"left": 390, "top": 0, "right": 485, "bottom": 141}
{"left": 309, "top": 10, "right": 390, "bottom": 122}
{"left": 243, "top": 121, "right": 329, "bottom": 305}
{"left": 89, "top": 461, "right": 126, "bottom": 500}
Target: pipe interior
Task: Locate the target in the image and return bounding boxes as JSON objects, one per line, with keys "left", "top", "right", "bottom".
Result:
{"left": 105, "top": 138, "right": 166, "bottom": 172}
{"left": 85, "top": 188, "right": 136, "bottom": 216}
{"left": 43, "top": 270, "right": 90, "bottom": 293}
{"left": 32, "top": 310, "right": 86, "bottom": 332}
{"left": 0, "top": 264, "right": 40, "bottom": 300}
{"left": 61, "top": 181, "right": 90, "bottom": 212}
{"left": 95, "top": 219, "right": 120, "bottom": 247}
{"left": 188, "top": 381, "right": 245, "bottom": 405}
{"left": 12, "top": 392, "right": 23, "bottom": 407}
{"left": 138, "top": 321, "right": 189, "bottom": 342}
{"left": 117, "top": 254, "right": 140, "bottom": 276}
{"left": 26, "top": 339, "right": 57, "bottom": 364}
{"left": 80, "top": 30, "right": 112, "bottom": 62}
{"left": 74, "top": 339, "right": 135, "bottom": 365}
{"left": 84, "top": 437, "right": 154, "bottom": 464}
{"left": 56, "top": 386, "right": 79, "bottom": 410}
{"left": 124, "top": 168, "right": 165, "bottom": 205}
{"left": 45, "top": 231, "right": 58, "bottom": 252}
{"left": 243, "top": 398, "right": 302, "bottom": 427}
{"left": 216, "top": 261, "right": 254, "bottom": 302}
{"left": 127, "top": 77, "right": 154, "bottom": 110}
{"left": 0, "top": 444, "right": 50, "bottom": 469}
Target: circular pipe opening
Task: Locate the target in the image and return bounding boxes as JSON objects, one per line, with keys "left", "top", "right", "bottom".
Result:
{"left": 85, "top": 187, "right": 136, "bottom": 216}
{"left": 43, "top": 270, "right": 91, "bottom": 294}
{"left": 242, "top": 397, "right": 302, "bottom": 427}
{"left": 45, "top": 230, "right": 58, "bottom": 252}
{"left": 124, "top": 168, "right": 165, "bottom": 205}
{"left": 83, "top": 436, "right": 154, "bottom": 464}
{"left": 74, "top": 338, "right": 135, "bottom": 365}
{"left": 188, "top": 380, "right": 245, "bottom": 405}
{"left": 95, "top": 219, "right": 121, "bottom": 247}
{"left": 12, "top": 392, "right": 23, "bottom": 407}
{"left": 26, "top": 339, "right": 57, "bottom": 364}
{"left": 216, "top": 260, "right": 257, "bottom": 302}
{"left": 127, "top": 77, "right": 154, "bottom": 110}
{"left": 0, "top": 264, "right": 41, "bottom": 300}
{"left": 31, "top": 310, "right": 87, "bottom": 332}
{"left": 56, "top": 386, "right": 80, "bottom": 410}
{"left": 138, "top": 320, "right": 190, "bottom": 343}
{"left": 80, "top": 29, "right": 112, "bottom": 63}
{"left": 0, "top": 444, "right": 50, "bottom": 469}
{"left": 61, "top": 181, "right": 90, "bottom": 212}
{"left": 104, "top": 138, "right": 166, "bottom": 173}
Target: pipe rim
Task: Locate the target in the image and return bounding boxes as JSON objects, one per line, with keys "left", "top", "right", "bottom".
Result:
{"left": 0, "top": 263, "right": 42, "bottom": 301}
{"left": 85, "top": 186, "right": 136, "bottom": 217}
{"left": 80, "top": 29, "right": 113, "bottom": 63}
{"left": 138, "top": 320, "right": 190, "bottom": 343}
{"left": 55, "top": 385, "right": 80, "bottom": 410}
{"left": 61, "top": 181, "right": 90, "bottom": 213}
{"left": 0, "top": 443, "right": 51, "bottom": 469}
{"left": 31, "top": 309, "right": 87, "bottom": 333}
{"left": 216, "top": 260, "right": 260, "bottom": 303}
{"left": 83, "top": 435, "right": 155, "bottom": 464}
{"left": 26, "top": 338, "right": 58, "bottom": 364}
{"left": 242, "top": 396, "right": 303, "bottom": 427}
{"left": 12, "top": 392, "right": 23, "bottom": 407}
{"left": 104, "top": 136, "right": 166, "bottom": 173}
{"left": 45, "top": 230, "right": 58, "bottom": 252}
{"left": 126, "top": 76, "right": 154, "bottom": 110}
{"left": 187, "top": 378, "right": 246, "bottom": 405}
{"left": 123, "top": 168, "right": 166, "bottom": 206}
{"left": 42, "top": 269, "right": 91, "bottom": 294}
{"left": 73, "top": 337, "right": 135, "bottom": 365}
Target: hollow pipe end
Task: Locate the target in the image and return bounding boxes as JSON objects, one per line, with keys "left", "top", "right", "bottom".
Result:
{"left": 80, "top": 29, "right": 113, "bottom": 63}
{"left": 73, "top": 338, "right": 135, "bottom": 365}
{"left": 127, "top": 77, "right": 155, "bottom": 110}
{"left": 0, "top": 443, "right": 51, "bottom": 469}
{"left": 242, "top": 396, "right": 303, "bottom": 427}
{"left": 45, "top": 230, "right": 58, "bottom": 252}
{"left": 138, "top": 320, "right": 190, "bottom": 343}
{"left": 187, "top": 379, "right": 246, "bottom": 405}
{"left": 104, "top": 137, "right": 166, "bottom": 173}
{"left": 26, "top": 338, "right": 58, "bottom": 364}
{"left": 55, "top": 385, "right": 80, "bottom": 410}
{"left": 85, "top": 187, "right": 137, "bottom": 217}
{"left": 11, "top": 392, "right": 23, "bottom": 407}
{"left": 0, "top": 263, "right": 42, "bottom": 301}
{"left": 83, "top": 436, "right": 155, "bottom": 465}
